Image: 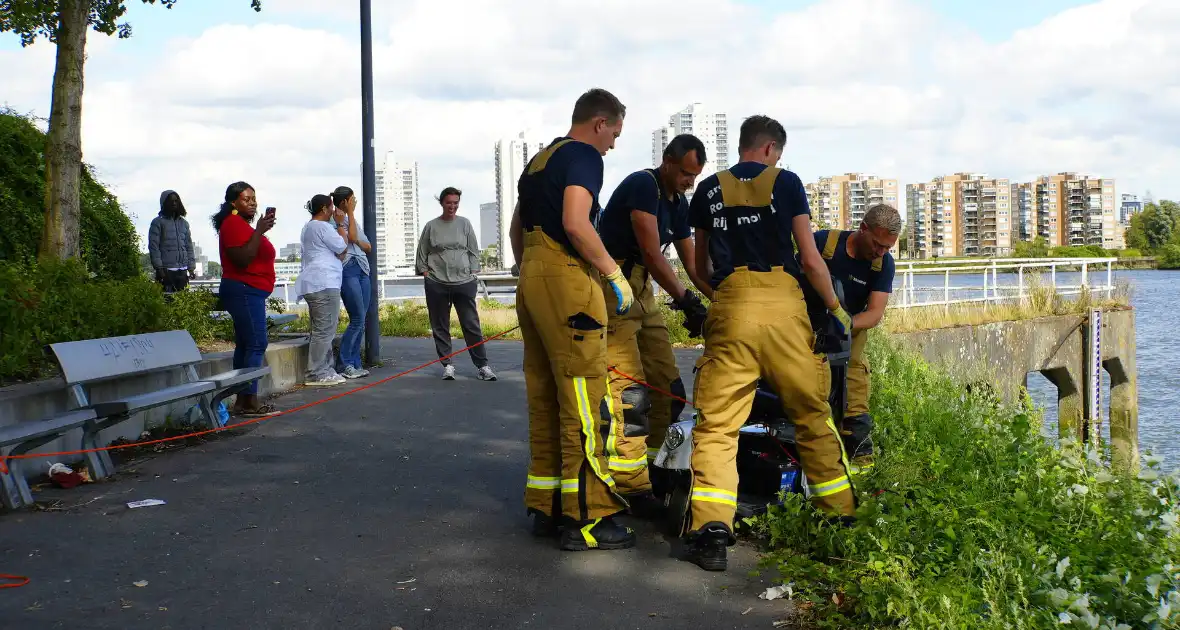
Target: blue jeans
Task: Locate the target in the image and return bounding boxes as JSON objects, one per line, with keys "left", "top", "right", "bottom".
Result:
{"left": 338, "top": 258, "right": 371, "bottom": 369}
{"left": 219, "top": 278, "right": 270, "bottom": 395}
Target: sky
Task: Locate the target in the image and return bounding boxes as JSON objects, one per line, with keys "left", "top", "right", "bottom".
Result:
{"left": 3, "top": 0, "right": 1178, "bottom": 257}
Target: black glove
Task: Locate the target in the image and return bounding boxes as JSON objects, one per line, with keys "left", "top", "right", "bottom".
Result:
{"left": 672, "top": 290, "right": 708, "bottom": 339}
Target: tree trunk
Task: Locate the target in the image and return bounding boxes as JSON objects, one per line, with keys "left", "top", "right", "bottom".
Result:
{"left": 39, "top": 0, "right": 89, "bottom": 262}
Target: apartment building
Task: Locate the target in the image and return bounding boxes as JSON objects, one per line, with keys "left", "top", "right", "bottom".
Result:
{"left": 906, "top": 173, "right": 1013, "bottom": 258}
{"left": 652, "top": 103, "right": 730, "bottom": 201}
{"left": 493, "top": 132, "right": 549, "bottom": 270}
{"left": 375, "top": 153, "right": 420, "bottom": 275}
{"left": 1030, "top": 173, "right": 1117, "bottom": 248}
{"left": 805, "top": 173, "right": 900, "bottom": 231}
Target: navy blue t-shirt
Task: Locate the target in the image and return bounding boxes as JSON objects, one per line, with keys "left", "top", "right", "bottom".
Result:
{"left": 516, "top": 137, "right": 604, "bottom": 260}
{"left": 813, "top": 229, "right": 895, "bottom": 314}
{"left": 597, "top": 169, "right": 691, "bottom": 261}
{"left": 688, "top": 162, "right": 811, "bottom": 288}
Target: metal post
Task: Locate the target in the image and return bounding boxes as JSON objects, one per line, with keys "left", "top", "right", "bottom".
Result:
{"left": 1106, "top": 260, "right": 1113, "bottom": 299}
{"left": 360, "top": 0, "right": 381, "bottom": 365}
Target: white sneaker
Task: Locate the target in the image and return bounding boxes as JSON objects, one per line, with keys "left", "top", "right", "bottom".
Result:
{"left": 306, "top": 374, "right": 345, "bottom": 386}
{"left": 442, "top": 365, "right": 456, "bottom": 380}
{"left": 341, "top": 365, "right": 366, "bottom": 379}
{"left": 477, "top": 366, "right": 498, "bottom": 381}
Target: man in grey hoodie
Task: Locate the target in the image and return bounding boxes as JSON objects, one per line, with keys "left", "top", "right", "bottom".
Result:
{"left": 149, "top": 190, "right": 197, "bottom": 293}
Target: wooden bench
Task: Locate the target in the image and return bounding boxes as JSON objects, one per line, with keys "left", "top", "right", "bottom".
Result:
{"left": 0, "top": 330, "right": 270, "bottom": 509}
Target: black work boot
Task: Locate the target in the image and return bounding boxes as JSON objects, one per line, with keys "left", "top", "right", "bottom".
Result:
{"left": 530, "top": 510, "right": 560, "bottom": 538}
{"left": 623, "top": 491, "right": 665, "bottom": 520}
{"left": 560, "top": 516, "right": 637, "bottom": 551}
{"left": 684, "top": 522, "right": 736, "bottom": 571}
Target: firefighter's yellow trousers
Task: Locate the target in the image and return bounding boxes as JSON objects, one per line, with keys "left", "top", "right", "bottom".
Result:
{"left": 687, "top": 267, "right": 856, "bottom": 532}
{"left": 846, "top": 328, "right": 870, "bottom": 417}
{"left": 601, "top": 261, "right": 684, "bottom": 494}
{"left": 518, "top": 229, "right": 625, "bottom": 522}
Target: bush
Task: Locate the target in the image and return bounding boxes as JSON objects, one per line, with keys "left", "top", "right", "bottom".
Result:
{"left": 0, "top": 260, "right": 228, "bottom": 383}
{"left": 1117, "top": 248, "right": 1143, "bottom": 259}
{"left": 0, "top": 109, "right": 140, "bottom": 279}
{"left": 1159, "top": 244, "right": 1180, "bottom": 270}
{"left": 750, "top": 333, "right": 1180, "bottom": 629}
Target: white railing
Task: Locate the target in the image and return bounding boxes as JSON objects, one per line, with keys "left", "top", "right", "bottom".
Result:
{"left": 891, "top": 257, "right": 1118, "bottom": 309}
{"left": 188, "top": 277, "right": 502, "bottom": 310}
{"left": 190, "top": 257, "right": 1119, "bottom": 312}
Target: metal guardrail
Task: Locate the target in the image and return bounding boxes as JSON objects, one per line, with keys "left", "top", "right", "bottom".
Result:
{"left": 892, "top": 257, "right": 1118, "bottom": 309}
{"left": 191, "top": 258, "right": 1119, "bottom": 311}
{"left": 189, "top": 275, "right": 514, "bottom": 310}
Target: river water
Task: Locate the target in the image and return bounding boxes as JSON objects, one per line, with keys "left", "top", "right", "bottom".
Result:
{"left": 325, "top": 269, "right": 1178, "bottom": 466}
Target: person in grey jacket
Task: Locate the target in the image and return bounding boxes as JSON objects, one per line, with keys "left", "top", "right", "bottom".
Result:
{"left": 415, "top": 186, "right": 496, "bottom": 381}
{"left": 149, "top": 190, "right": 197, "bottom": 293}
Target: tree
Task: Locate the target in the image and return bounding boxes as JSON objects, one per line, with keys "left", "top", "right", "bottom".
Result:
{"left": 205, "top": 261, "right": 222, "bottom": 278}
{"left": 1013, "top": 236, "right": 1049, "bottom": 258}
{"left": 1, "top": 109, "right": 139, "bottom": 278}
{"left": 1126, "top": 201, "right": 1179, "bottom": 252}
{"left": 1, "top": 0, "right": 262, "bottom": 263}
{"left": 480, "top": 244, "right": 500, "bottom": 270}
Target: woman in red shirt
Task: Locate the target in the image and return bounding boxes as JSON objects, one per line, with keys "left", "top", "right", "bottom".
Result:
{"left": 212, "top": 181, "right": 278, "bottom": 416}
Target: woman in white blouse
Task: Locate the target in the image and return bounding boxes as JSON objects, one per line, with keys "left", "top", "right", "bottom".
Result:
{"left": 295, "top": 194, "right": 355, "bottom": 386}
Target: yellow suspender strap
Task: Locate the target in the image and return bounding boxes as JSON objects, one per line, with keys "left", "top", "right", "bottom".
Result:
{"left": 822, "top": 230, "right": 841, "bottom": 260}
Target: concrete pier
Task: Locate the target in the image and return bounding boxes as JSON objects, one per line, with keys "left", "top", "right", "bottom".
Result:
{"left": 890, "top": 308, "right": 1139, "bottom": 469}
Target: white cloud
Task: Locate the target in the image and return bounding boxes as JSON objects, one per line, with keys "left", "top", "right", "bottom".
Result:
{"left": 3, "top": 0, "right": 1179, "bottom": 262}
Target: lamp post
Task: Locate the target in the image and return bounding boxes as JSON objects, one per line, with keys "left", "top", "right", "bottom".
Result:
{"left": 360, "top": 0, "right": 380, "bottom": 365}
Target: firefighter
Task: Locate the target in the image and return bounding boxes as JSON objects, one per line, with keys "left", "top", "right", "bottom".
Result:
{"left": 508, "top": 88, "right": 637, "bottom": 552}
{"left": 595, "top": 134, "right": 713, "bottom": 516}
{"left": 813, "top": 203, "right": 900, "bottom": 471}
{"left": 682, "top": 115, "right": 856, "bottom": 571}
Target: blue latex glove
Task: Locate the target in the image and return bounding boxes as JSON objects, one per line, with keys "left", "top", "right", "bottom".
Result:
{"left": 603, "top": 267, "right": 634, "bottom": 315}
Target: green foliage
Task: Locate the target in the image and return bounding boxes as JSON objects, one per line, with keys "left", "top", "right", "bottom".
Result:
{"left": 1158, "top": 244, "right": 1180, "bottom": 270}
{"left": 0, "top": 109, "right": 139, "bottom": 278}
{"left": 1117, "top": 248, "right": 1142, "bottom": 259}
{"left": 0, "top": 0, "right": 261, "bottom": 45}
{"left": 1049, "top": 244, "right": 1113, "bottom": 258}
{"left": 749, "top": 334, "right": 1180, "bottom": 629}
{"left": 1013, "top": 237, "right": 1050, "bottom": 258}
{"left": 1126, "top": 201, "right": 1180, "bottom": 253}
{"left": 0, "top": 259, "right": 231, "bottom": 382}
{"left": 206, "top": 261, "right": 222, "bottom": 277}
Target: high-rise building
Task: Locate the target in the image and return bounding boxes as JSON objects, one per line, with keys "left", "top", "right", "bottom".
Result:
{"left": 279, "top": 243, "right": 301, "bottom": 260}
{"left": 375, "top": 153, "right": 420, "bottom": 275}
{"left": 651, "top": 103, "right": 730, "bottom": 196}
{"left": 1010, "top": 183, "right": 1036, "bottom": 243}
{"left": 494, "top": 132, "right": 549, "bottom": 270}
{"left": 1028, "top": 173, "right": 1116, "bottom": 248}
{"left": 479, "top": 202, "right": 498, "bottom": 261}
{"left": 805, "top": 173, "right": 899, "bottom": 231}
{"left": 1120, "top": 193, "right": 1143, "bottom": 225}
{"left": 906, "top": 173, "right": 1013, "bottom": 258}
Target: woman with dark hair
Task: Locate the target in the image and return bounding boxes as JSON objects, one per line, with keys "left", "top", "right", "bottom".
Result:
{"left": 295, "top": 193, "right": 351, "bottom": 386}
{"left": 149, "top": 190, "right": 196, "bottom": 292}
{"left": 213, "top": 181, "right": 278, "bottom": 416}
{"left": 414, "top": 186, "right": 496, "bottom": 381}
{"left": 330, "top": 186, "right": 373, "bottom": 379}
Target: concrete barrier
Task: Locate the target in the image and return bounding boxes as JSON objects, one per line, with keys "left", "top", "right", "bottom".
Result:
{"left": 890, "top": 308, "right": 1138, "bottom": 469}
{"left": 0, "top": 339, "right": 309, "bottom": 479}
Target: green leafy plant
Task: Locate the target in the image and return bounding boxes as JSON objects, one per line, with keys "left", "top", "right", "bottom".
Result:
{"left": 747, "top": 333, "right": 1180, "bottom": 629}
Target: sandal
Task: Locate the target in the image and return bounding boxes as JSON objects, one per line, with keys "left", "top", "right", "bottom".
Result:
{"left": 235, "top": 404, "right": 280, "bottom": 418}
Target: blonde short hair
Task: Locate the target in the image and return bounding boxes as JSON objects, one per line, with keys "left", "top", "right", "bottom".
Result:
{"left": 863, "top": 203, "right": 902, "bottom": 235}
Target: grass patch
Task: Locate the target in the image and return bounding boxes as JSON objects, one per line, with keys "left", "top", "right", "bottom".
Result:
{"left": 883, "top": 275, "right": 1131, "bottom": 334}
{"left": 746, "top": 333, "right": 1180, "bottom": 629}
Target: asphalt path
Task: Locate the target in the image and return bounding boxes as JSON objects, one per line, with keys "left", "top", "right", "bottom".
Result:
{"left": 0, "top": 337, "right": 799, "bottom": 629}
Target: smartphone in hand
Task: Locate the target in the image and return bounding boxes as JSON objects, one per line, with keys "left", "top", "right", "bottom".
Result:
{"left": 265, "top": 206, "right": 276, "bottom": 217}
